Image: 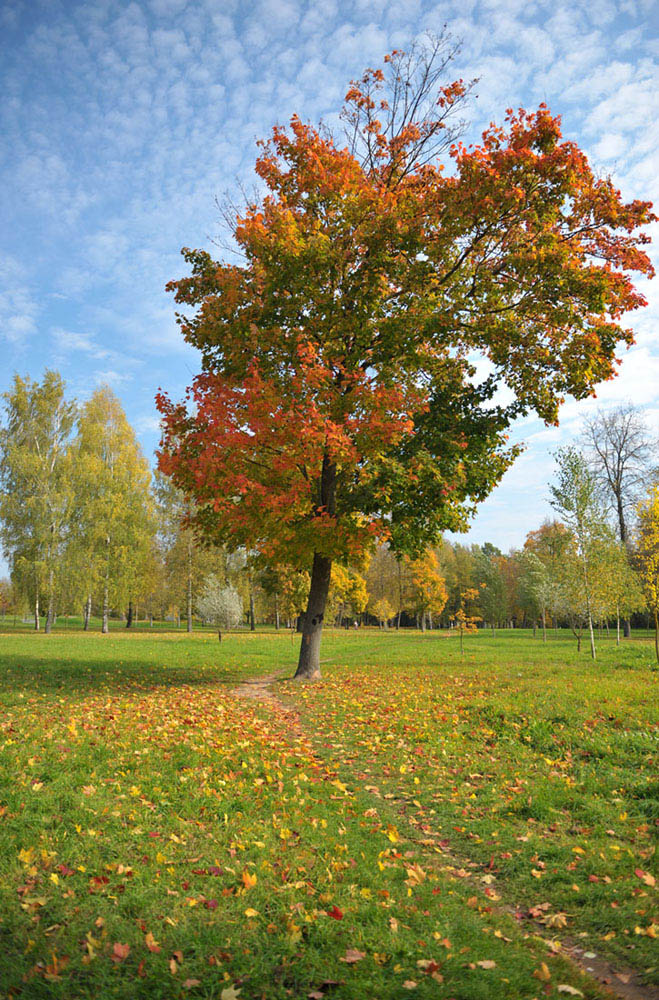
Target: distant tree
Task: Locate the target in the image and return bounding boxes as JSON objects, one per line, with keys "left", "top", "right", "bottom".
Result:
{"left": 441, "top": 543, "right": 477, "bottom": 622}
{"left": 0, "top": 372, "right": 77, "bottom": 632}
{"left": 196, "top": 576, "right": 243, "bottom": 641}
{"left": 582, "top": 404, "right": 654, "bottom": 545}
{"left": 365, "top": 545, "right": 405, "bottom": 628}
{"left": 328, "top": 564, "right": 368, "bottom": 625}
{"left": 636, "top": 486, "right": 659, "bottom": 662}
{"left": 475, "top": 545, "right": 507, "bottom": 634}
{"left": 522, "top": 521, "right": 572, "bottom": 639}
{"left": 372, "top": 596, "right": 395, "bottom": 629}
{"left": 454, "top": 587, "right": 481, "bottom": 654}
{"left": 590, "top": 529, "right": 644, "bottom": 643}
{"left": 518, "top": 550, "right": 553, "bottom": 640}
{"left": 72, "top": 387, "right": 155, "bottom": 633}
{"left": 0, "top": 577, "right": 16, "bottom": 618}
{"left": 582, "top": 404, "right": 655, "bottom": 637}
{"left": 407, "top": 550, "right": 448, "bottom": 630}
{"left": 154, "top": 471, "right": 225, "bottom": 631}
{"left": 550, "top": 448, "right": 608, "bottom": 658}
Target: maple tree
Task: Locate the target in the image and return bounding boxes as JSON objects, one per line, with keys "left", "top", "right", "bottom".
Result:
{"left": 157, "top": 36, "right": 654, "bottom": 678}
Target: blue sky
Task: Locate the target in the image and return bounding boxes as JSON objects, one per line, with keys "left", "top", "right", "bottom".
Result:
{"left": 1, "top": 0, "right": 658, "bottom": 569}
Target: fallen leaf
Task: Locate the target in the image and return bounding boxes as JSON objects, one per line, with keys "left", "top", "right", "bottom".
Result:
{"left": 221, "top": 987, "right": 241, "bottom": 1000}
{"left": 340, "top": 949, "right": 366, "bottom": 964}
{"left": 476, "top": 960, "right": 496, "bottom": 969}
{"left": 183, "top": 980, "right": 201, "bottom": 989}
{"left": 145, "top": 931, "right": 161, "bottom": 953}
{"left": 112, "top": 942, "right": 130, "bottom": 962}
{"left": 241, "top": 870, "right": 257, "bottom": 890}
{"left": 534, "top": 962, "right": 551, "bottom": 982}
{"left": 635, "top": 868, "right": 656, "bottom": 888}
{"left": 557, "top": 987, "right": 584, "bottom": 997}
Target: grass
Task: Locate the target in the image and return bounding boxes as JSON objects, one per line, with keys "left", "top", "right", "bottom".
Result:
{"left": 0, "top": 628, "right": 656, "bottom": 999}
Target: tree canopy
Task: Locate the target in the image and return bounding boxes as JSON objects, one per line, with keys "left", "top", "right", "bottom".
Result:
{"left": 157, "top": 36, "right": 655, "bottom": 678}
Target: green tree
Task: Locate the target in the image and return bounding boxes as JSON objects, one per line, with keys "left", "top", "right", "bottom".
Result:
{"left": 0, "top": 372, "right": 77, "bottom": 632}
{"left": 474, "top": 545, "right": 507, "bottom": 635}
{"left": 154, "top": 471, "right": 225, "bottom": 631}
{"left": 549, "top": 448, "right": 608, "bottom": 658}
{"left": 72, "top": 386, "right": 154, "bottom": 633}
{"left": 636, "top": 486, "right": 659, "bottom": 662}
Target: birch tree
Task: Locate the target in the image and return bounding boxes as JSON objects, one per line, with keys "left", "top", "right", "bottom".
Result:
{"left": 72, "top": 386, "right": 154, "bottom": 633}
{"left": 549, "top": 448, "right": 607, "bottom": 659}
{"left": 0, "top": 372, "right": 77, "bottom": 632}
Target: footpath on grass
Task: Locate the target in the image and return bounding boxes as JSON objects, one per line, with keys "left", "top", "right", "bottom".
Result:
{"left": 232, "top": 669, "right": 659, "bottom": 1000}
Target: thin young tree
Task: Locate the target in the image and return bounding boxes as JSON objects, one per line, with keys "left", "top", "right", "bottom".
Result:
{"left": 549, "top": 448, "right": 608, "bottom": 659}
{"left": 196, "top": 575, "right": 243, "bottom": 641}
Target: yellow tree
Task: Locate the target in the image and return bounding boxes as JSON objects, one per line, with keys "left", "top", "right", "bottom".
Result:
{"left": 636, "top": 486, "right": 659, "bottom": 662}
{"left": 72, "top": 387, "right": 154, "bottom": 633}
{"left": 0, "top": 372, "right": 77, "bottom": 632}
{"left": 407, "top": 550, "right": 448, "bottom": 630}
{"left": 328, "top": 563, "right": 368, "bottom": 625}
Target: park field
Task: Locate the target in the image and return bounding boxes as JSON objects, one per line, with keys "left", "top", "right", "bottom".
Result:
{"left": 0, "top": 628, "right": 656, "bottom": 999}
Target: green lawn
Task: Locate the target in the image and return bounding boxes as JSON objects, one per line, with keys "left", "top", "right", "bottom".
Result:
{"left": 0, "top": 628, "right": 656, "bottom": 998}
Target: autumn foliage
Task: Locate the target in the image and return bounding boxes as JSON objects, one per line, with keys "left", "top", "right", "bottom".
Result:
{"left": 157, "top": 38, "right": 654, "bottom": 677}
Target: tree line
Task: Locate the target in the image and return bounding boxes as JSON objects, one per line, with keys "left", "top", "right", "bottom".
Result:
{"left": 2, "top": 372, "right": 659, "bottom": 657}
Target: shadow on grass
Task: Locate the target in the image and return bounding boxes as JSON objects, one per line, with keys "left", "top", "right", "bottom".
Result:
{"left": 0, "top": 641, "right": 298, "bottom": 698}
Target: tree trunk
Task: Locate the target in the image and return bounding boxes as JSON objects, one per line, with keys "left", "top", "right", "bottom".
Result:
{"left": 295, "top": 551, "right": 332, "bottom": 679}
{"left": 616, "top": 603, "right": 620, "bottom": 646}
{"left": 218, "top": 629, "right": 222, "bottom": 643}
{"left": 294, "top": 453, "right": 336, "bottom": 679}
{"left": 249, "top": 589, "right": 255, "bottom": 632}
{"left": 102, "top": 583, "right": 109, "bottom": 633}
{"left": 587, "top": 612, "right": 596, "bottom": 660}
{"left": 83, "top": 594, "right": 92, "bottom": 630}
{"left": 623, "top": 618, "right": 631, "bottom": 638}
{"left": 187, "top": 537, "right": 193, "bottom": 632}
{"left": 102, "top": 537, "right": 110, "bottom": 634}
{"left": 274, "top": 593, "right": 280, "bottom": 630}
{"left": 421, "top": 611, "right": 427, "bottom": 632}
{"left": 126, "top": 599, "right": 133, "bottom": 629}
{"left": 34, "top": 590, "right": 40, "bottom": 631}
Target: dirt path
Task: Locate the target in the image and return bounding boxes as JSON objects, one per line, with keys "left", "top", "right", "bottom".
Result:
{"left": 231, "top": 672, "right": 659, "bottom": 1000}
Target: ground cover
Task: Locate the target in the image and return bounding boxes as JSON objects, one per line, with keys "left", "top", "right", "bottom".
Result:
{"left": 0, "top": 630, "right": 656, "bottom": 999}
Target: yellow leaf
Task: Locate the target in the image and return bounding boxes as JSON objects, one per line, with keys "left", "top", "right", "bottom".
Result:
{"left": 241, "top": 869, "right": 257, "bottom": 890}
{"left": 533, "top": 962, "right": 551, "bottom": 982}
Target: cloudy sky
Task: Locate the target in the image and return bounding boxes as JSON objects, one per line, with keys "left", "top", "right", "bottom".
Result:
{"left": 1, "top": 0, "right": 658, "bottom": 566}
